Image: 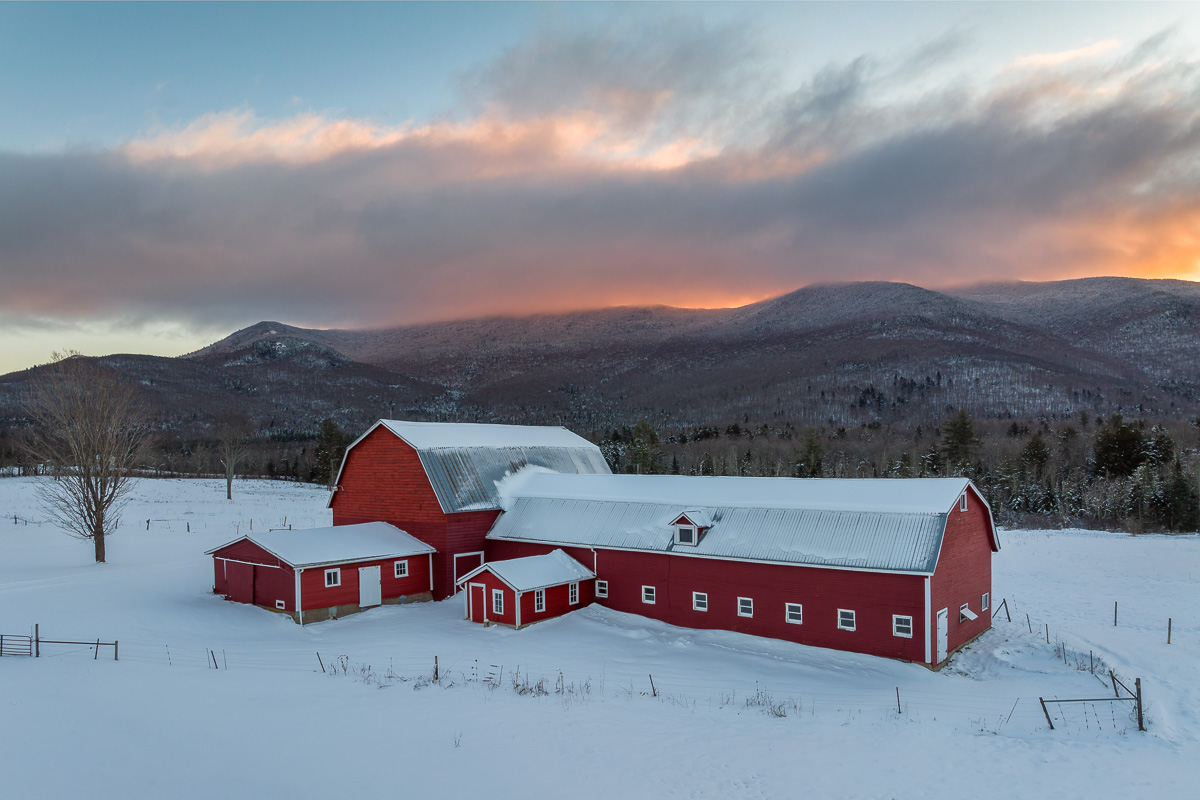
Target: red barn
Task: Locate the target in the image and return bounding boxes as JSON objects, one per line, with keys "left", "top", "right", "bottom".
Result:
{"left": 328, "top": 420, "right": 609, "bottom": 599}
{"left": 456, "top": 549, "right": 595, "bottom": 628}
{"left": 207, "top": 522, "right": 435, "bottom": 623}
{"left": 487, "top": 473, "right": 999, "bottom": 668}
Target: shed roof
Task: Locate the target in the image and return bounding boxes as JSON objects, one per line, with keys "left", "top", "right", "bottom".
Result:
{"left": 489, "top": 475, "right": 996, "bottom": 574}
{"left": 207, "top": 521, "right": 435, "bottom": 568}
{"left": 457, "top": 549, "right": 595, "bottom": 593}
{"left": 334, "top": 419, "right": 611, "bottom": 513}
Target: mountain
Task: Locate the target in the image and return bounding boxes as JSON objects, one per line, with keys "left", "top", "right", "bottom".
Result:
{"left": 4, "top": 278, "right": 1199, "bottom": 441}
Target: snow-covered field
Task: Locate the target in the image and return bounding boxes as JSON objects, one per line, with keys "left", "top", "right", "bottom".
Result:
{"left": 1, "top": 478, "right": 1196, "bottom": 799}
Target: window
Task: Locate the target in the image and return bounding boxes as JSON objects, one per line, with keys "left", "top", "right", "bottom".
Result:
{"left": 893, "top": 615, "right": 913, "bottom": 638}
{"left": 960, "top": 493, "right": 968, "bottom": 512}
{"left": 394, "top": 559, "right": 408, "bottom": 579}
{"left": 785, "top": 603, "right": 803, "bottom": 625}
{"left": 693, "top": 591, "right": 708, "bottom": 611}
{"left": 642, "top": 585, "right": 656, "bottom": 605}
{"left": 982, "top": 592, "right": 990, "bottom": 612}
{"left": 492, "top": 589, "right": 504, "bottom": 615}
{"left": 534, "top": 589, "right": 545, "bottom": 613}
{"left": 324, "top": 568, "right": 340, "bottom": 588}
{"left": 275, "top": 600, "right": 286, "bottom": 610}
{"left": 596, "top": 580, "right": 608, "bottom": 598}
{"left": 738, "top": 597, "right": 754, "bottom": 618}
{"left": 838, "top": 609, "right": 856, "bottom": 631}
{"left": 676, "top": 524, "right": 697, "bottom": 545}
{"left": 569, "top": 582, "right": 579, "bottom": 605}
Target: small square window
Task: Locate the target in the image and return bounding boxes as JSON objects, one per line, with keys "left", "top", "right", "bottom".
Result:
{"left": 595, "top": 580, "right": 608, "bottom": 598}
{"left": 893, "top": 615, "right": 913, "bottom": 638}
{"left": 676, "top": 525, "right": 696, "bottom": 545}
{"left": 492, "top": 589, "right": 504, "bottom": 615}
{"left": 982, "top": 592, "right": 990, "bottom": 612}
{"left": 785, "top": 603, "right": 803, "bottom": 625}
{"left": 738, "top": 597, "right": 753, "bottom": 618}
{"left": 838, "top": 609, "right": 856, "bottom": 631}
{"left": 534, "top": 589, "right": 545, "bottom": 613}
{"left": 275, "top": 600, "right": 286, "bottom": 610}
{"left": 569, "top": 582, "right": 579, "bottom": 605}
{"left": 960, "top": 493, "right": 968, "bottom": 512}
{"left": 642, "top": 585, "right": 656, "bottom": 605}
{"left": 394, "top": 559, "right": 408, "bottom": 579}
{"left": 324, "top": 568, "right": 340, "bottom": 588}
{"left": 693, "top": 591, "right": 708, "bottom": 611}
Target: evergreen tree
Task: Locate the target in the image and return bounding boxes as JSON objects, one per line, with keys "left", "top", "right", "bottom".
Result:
{"left": 1093, "top": 415, "right": 1144, "bottom": 477}
{"left": 794, "top": 429, "right": 824, "bottom": 478}
{"left": 1020, "top": 432, "right": 1050, "bottom": 480}
{"left": 314, "top": 418, "right": 346, "bottom": 486}
{"left": 627, "top": 419, "right": 664, "bottom": 474}
{"left": 941, "top": 409, "right": 977, "bottom": 473}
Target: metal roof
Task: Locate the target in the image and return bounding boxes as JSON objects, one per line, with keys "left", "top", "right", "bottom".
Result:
{"left": 206, "top": 522, "right": 435, "bottom": 568}
{"left": 457, "top": 549, "right": 595, "bottom": 592}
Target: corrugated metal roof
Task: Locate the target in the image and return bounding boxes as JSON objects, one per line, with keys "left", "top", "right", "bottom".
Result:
{"left": 457, "top": 549, "right": 595, "bottom": 592}
{"left": 488, "top": 497, "right": 950, "bottom": 574}
{"left": 206, "top": 522, "right": 435, "bottom": 568}
{"left": 416, "top": 445, "right": 611, "bottom": 513}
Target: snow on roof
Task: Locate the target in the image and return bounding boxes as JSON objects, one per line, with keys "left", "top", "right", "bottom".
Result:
{"left": 207, "top": 521, "right": 435, "bottom": 568}
{"left": 490, "top": 475, "right": 993, "bottom": 574}
{"left": 457, "top": 549, "right": 595, "bottom": 593}
{"left": 499, "top": 473, "right": 973, "bottom": 514}
{"left": 377, "top": 420, "right": 611, "bottom": 513}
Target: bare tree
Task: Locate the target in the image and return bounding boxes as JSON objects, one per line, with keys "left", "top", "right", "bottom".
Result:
{"left": 215, "top": 414, "right": 251, "bottom": 500}
{"left": 22, "top": 353, "right": 152, "bottom": 563}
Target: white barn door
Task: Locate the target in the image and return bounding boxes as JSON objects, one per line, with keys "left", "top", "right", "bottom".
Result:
{"left": 359, "top": 565, "right": 382, "bottom": 608}
{"left": 936, "top": 608, "right": 949, "bottom": 662}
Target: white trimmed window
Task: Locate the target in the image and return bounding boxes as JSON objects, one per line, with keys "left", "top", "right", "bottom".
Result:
{"left": 785, "top": 603, "right": 803, "bottom": 625}
{"left": 275, "top": 600, "right": 286, "bottom": 610}
{"left": 596, "top": 580, "right": 608, "bottom": 598}
{"left": 534, "top": 589, "right": 545, "bottom": 613}
{"left": 394, "top": 559, "right": 408, "bottom": 579}
{"left": 676, "top": 524, "right": 697, "bottom": 545}
{"left": 893, "top": 615, "right": 913, "bottom": 638}
{"left": 738, "top": 597, "right": 753, "bottom": 618}
{"left": 324, "top": 568, "right": 341, "bottom": 588}
{"left": 838, "top": 609, "right": 856, "bottom": 631}
{"left": 642, "top": 585, "right": 656, "bottom": 605}
{"left": 960, "top": 493, "right": 968, "bottom": 512}
{"left": 492, "top": 589, "right": 504, "bottom": 615}
{"left": 569, "top": 582, "right": 579, "bottom": 605}
{"left": 693, "top": 591, "right": 708, "bottom": 611}
{"left": 982, "top": 592, "right": 990, "bottom": 611}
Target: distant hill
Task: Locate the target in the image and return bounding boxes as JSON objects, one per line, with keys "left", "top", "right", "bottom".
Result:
{"left": 4, "top": 278, "right": 1199, "bottom": 440}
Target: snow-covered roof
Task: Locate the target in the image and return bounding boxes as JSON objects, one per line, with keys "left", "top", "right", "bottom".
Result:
{"left": 206, "top": 521, "right": 435, "bottom": 568}
{"left": 457, "top": 549, "right": 595, "bottom": 593}
{"left": 333, "top": 419, "right": 611, "bottom": 513}
{"left": 489, "top": 475, "right": 996, "bottom": 574}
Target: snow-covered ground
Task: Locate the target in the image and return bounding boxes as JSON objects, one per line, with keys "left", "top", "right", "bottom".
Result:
{"left": 1, "top": 478, "right": 1195, "bottom": 799}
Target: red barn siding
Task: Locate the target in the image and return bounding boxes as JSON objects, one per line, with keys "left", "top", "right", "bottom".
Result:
{"left": 211, "top": 539, "right": 296, "bottom": 612}
{"left": 930, "top": 486, "right": 994, "bottom": 661}
{"left": 486, "top": 540, "right": 927, "bottom": 662}
{"left": 463, "top": 570, "right": 517, "bottom": 626}
{"left": 297, "top": 553, "right": 432, "bottom": 612}
{"left": 519, "top": 578, "right": 593, "bottom": 625}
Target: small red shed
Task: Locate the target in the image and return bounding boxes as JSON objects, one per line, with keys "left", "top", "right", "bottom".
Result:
{"left": 456, "top": 549, "right": 595, "bottom": 628}
{"left": 207, "top": 521, "right": 436, "bottom": 624}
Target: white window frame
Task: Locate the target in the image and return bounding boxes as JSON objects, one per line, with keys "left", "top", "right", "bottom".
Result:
{"left": 492, "top": 588, "right": 504, "bottom": 616}
{"left": 959, "top": 602, "right": 978, "bottom": 622}
{"left": 675, "top": 524, "right": 697, "bottom": 545}
{"left": 534, "top": 588, "right": 545, "bottom": 613}
{"left": 960, "top": 493, "right": 968, "bottom": 512}
{"left": 785, "top": 603, "right": 803, "bottom": 625}
{"left": 595, "top": 580, "right": 608, "bottom": 598}
{"left": 982, "top": 592, "right": 990, "bottom": 611}
{"left": 324, "top": 568, "right": 341, "bottom": 588}
{"left": 569, "top": 582, "right": 579, "bottom": 605}
{"left": 893, "top": 614, "right": 913, "bottom": 638}
{"left": 394, "top": 559, "right": 408, "bottom": 579}
{"left": 275, "top": 600, "right": 286, "bottom": 610}
{"left": 642, "top": 585, "right": 656, "bottom": 605}
{"left": 692, "top": 591, "right": 708, "bottom": 611}
{"left": 838, "top": 609, "right": 856, "bottom": 631}
{"left": 738, "top": 597, "right": 753, "bottom": 618}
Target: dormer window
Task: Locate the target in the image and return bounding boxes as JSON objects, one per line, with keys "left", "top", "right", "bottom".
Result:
{"left": 676, "top": 524, "right": 697, "bottom": 545}
{"left": 671, "top": 509, "right": 711, "bottom": 546}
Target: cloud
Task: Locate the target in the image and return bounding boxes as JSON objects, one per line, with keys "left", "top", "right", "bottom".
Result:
{"left": 0, "top": 30, "right": 1198, "bottom": 344}
{"left": 1012, "top": 39, "right": 1121, "bottom": 69}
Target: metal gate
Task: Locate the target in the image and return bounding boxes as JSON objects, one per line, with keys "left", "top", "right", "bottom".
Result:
{"left": 0, "top": 634, "right": 33, "bottom": 657}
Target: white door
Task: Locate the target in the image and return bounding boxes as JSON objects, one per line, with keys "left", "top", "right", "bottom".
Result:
{"left": 359, "top": 565, "right": 382, "bottom": 608}
{"left": 936, "top": 608, "right": 949, "bottom": 663}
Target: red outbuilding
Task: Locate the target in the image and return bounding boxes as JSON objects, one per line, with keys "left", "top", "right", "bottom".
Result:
{"left": 327, "top": 419, "right": 610, "bottom": 599}
{"left": 487, "top": 473, "right": 999, "bottom": 668}
{"left": 456, "top": 549, "right": 595, "bottom": 628}
{"left": 207, "top": 521, "right": 436, "bottom": 623}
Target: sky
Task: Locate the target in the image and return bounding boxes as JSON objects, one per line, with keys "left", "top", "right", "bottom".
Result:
{"left": 2, "top": 2, "right": 1199, "bottom": 374}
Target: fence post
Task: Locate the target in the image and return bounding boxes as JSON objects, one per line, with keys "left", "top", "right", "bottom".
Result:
{"left": 34, "top": 624, "right": 39, "bottom": 658}
{"left": 434, "top": 656, "right": 439, "bottom": 683}
{"left": 1039, "top": 697, "right": 1055, "bottom": 730}
{"left": 1114, "top": 601, "right": 1117, "bottom": 626}
{"left": 114, "top": 640, "right": 119, "bottom": 661}
{"left": 1109, "top": 670, "right": 1119, "bottom": 698}
{"left": 1135, "top": 679, "right": 1145, "bottom": 732}
{"left": 896, "top": 686, "right": 902, "bottom": 714}
{"left": 1167, "top": 618, "right": 1172, "bottom": 645}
